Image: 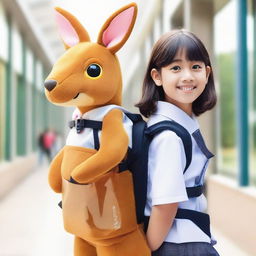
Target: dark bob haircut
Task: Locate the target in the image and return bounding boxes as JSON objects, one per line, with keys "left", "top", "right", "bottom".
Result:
{"left": 135, "top": 30, "right": 217, "bottom": 117}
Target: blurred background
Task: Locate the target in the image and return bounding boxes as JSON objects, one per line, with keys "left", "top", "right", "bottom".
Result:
{"left": 0, "top": 0, "right": 255, "bottom": 255}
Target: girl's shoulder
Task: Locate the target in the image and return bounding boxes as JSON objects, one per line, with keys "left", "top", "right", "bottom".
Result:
{"left": 147, "top": 115, "right": 186, "bottom": 154}
{"left": 149, "top": 129, "right": 184, "bottom": 154}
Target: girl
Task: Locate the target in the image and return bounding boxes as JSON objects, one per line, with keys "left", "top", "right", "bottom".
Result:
{"left": 136, "top": 30, "right": 219, "bottom": 256}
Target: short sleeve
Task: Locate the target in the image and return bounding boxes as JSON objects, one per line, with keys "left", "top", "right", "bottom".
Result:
{"left": 148, "top": 130, "right": 188, "bottom": 206}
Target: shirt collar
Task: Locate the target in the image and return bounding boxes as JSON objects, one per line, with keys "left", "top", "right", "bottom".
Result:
{"left": 72, "top": 105, "right": 128, "bottom": 121}
{"left": 154, "top": 101, "right": 199, "bottom": 134}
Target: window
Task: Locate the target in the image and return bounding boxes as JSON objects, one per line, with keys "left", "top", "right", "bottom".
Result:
{"left": 16, "top": 72, "right": 26, "bottom": 156}
{"left": 0, "top": 61, "right": 5, "bottom": 161}
{"left": 214, "top": 0, "right": 238, "bottom": 178}
{"left": 248, "top": 0, "right": 256, "bottom": 185}
{"left": 13, "top": 27, "right": 26, "bottom": 156}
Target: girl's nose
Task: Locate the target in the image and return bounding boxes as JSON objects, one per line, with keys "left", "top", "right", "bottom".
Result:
{"left": 181, "top": 70, "right": 194, "bottom": 82}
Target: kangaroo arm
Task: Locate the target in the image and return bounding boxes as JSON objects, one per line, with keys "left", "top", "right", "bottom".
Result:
{"left": 48, "top": 147, "right": 64, "bottom": 193}
{"left": 71, "top": 108, "right": 129, "bottom": 183}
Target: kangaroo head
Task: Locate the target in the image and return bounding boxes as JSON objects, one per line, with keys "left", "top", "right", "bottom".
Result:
{"left": 44, "top": 3, "right": 137, "bottom": 114}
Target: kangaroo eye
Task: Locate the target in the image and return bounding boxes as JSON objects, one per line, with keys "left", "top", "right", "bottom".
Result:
{"left": 86, "top": 64, "right": 102, "bottom": 78}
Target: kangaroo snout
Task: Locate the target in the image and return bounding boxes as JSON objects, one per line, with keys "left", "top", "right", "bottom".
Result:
{"left": 44, "top": 80, "right": 57, "bottom": 91}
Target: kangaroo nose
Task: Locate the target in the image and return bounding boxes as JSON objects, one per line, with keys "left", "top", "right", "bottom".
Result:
{"left": 44, "top": 80, "right": 57, "bottom": 91}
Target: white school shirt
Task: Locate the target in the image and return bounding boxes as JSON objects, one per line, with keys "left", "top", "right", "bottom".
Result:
{"left": 66, "top": 105, "right": 133, "bottom": 148}
{"left": 144, "top": 101, "right": 216, "bottom": 244}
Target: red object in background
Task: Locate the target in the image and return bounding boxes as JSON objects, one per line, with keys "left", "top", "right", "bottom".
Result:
{"left": 43, "top": 131, "right": 56, "bottom": 149}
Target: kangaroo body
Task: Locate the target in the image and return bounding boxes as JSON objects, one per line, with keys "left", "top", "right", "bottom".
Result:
{"left": 44, "top": 3, "right": 150, "bottom": 256}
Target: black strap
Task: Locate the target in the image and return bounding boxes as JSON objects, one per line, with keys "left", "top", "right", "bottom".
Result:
{"left": 118, "top": 114, "right": 146, "bottom": 173}
{"left": 93, "top": 129, "right": 100, "bottom": 150}
{"left": 186, "top": 185, "right": 203, "bottom": 198}
{"left": 144, "top": 208, "right": 211, "bottom": 238}
{"left": 124, "top": 112, "right": 144, "bottom": 123}
{"left": 69, "top": 119, "right": 102, "bottom": 149}
{"left": 175, "top": 208, "right": 211, "bottom": 237}
{"left": 192, "top": 129, "right": 215, "bottom": 159}
{"left": 146, "top": 120, "right": 192, "bottom": 173}
{"left": 69, "top": 119, "right": 102, "bottom": 134}
{"left": 121, "top": 114, "right": 149, "bottom": 224}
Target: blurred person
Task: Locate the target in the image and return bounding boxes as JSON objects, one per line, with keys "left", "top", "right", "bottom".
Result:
{"left": 42, "top": 128, "right": 56, "bottom": 162}
{"left": 136, "top": 30, "right": 219, "bottom": 255}
{"left": 38, "top": 130, "right": 47, "bottom": 165}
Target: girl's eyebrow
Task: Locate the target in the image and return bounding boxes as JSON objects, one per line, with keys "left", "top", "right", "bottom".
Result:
{"left": 171, "top": 59, "right": 182, "bottom": 63}
{"left": 170, "top": 59, "right": 204, "bottom": 64}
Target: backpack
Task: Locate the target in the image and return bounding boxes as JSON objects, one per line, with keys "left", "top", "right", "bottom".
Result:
{"left": 69, "top": 112, "right": 212, "bottom": 238}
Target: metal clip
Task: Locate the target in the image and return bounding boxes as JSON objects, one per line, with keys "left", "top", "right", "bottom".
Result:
{"left": 76, "top": 119, "right": 83, "bottom": 134}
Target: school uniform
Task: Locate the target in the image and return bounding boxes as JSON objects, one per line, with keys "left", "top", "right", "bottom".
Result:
{"left": 145, "top": 101, "right": 219, "bottom": 255}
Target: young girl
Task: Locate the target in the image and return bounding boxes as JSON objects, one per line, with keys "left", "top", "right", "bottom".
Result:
{"left": 136, "top": 30, "right": 219, "bottom": 256}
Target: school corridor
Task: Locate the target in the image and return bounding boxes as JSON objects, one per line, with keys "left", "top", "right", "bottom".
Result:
{"left": 0, "top": 165, "right": 251, "bottom": 256}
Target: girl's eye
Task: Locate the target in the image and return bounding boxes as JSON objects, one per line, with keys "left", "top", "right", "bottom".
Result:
{"left": 86, "top": 64, "right": 102, "bottom": 78}
{"left": 192, "top": 64, "right": 202, "bottom": 70}
{"left": 171, "top": 66, "right": 181, "bottom": 71}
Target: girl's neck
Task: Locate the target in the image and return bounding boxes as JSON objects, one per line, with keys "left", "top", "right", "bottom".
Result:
{"left": 164, "top": 98, "right": 193, "bottom": 117}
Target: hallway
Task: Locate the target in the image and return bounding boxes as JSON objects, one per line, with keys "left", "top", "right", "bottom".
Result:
{"left": 0, "top": 165, "right": 73, "bottom": 256}
{"left": 0, "top": 166, "right": 250, "bottom": 256}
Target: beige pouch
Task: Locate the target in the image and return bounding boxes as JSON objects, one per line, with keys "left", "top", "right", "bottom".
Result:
{"left": 61, "top": 145, "right": 138, "bottom": 243}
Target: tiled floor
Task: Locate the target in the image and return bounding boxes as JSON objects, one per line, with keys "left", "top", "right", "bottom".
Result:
{"left": 0, "top": 166, "right": 251, "bottom": 256}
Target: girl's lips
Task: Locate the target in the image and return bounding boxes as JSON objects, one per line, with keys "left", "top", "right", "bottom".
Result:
{"left": 176, "top": 86, "right": 197, "bottom": 91}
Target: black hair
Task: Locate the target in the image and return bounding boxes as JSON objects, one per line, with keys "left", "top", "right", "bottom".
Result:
{"left": 135, "top": 29, "right": 217, "bottom": 117}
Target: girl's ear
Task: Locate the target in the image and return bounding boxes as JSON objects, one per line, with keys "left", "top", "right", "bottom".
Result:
{"left": 97, "top": 3, "right": 137, "bottom": 54}
{"left": 206, "top": 66, "right": 211, "bottom": 82}
{"left": 151, "top": 68, "right": 162, "bottom": 86}
{"left": 54, "top": 7, "right": 90, "bottom": 49}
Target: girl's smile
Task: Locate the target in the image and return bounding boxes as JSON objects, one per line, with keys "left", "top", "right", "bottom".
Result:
{"left": 176, "top": 85, "right": 197, "bottom": 92}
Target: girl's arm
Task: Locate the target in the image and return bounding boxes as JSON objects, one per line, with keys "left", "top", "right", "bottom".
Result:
{"left": 146, "top": 202, "right": 178, "bottom": 251}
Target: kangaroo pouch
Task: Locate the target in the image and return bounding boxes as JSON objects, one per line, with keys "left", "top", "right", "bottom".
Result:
{"left": 61, "top": 145, "right": 138, "bottom": 243}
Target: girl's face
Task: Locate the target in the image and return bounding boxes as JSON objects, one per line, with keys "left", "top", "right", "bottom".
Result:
{"left": 151, "top": 49, "right": 211, "bottom": 115}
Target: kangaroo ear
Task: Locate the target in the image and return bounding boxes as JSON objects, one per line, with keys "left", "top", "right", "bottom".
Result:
{"left": 97, "top": 3, "right": 137, "bottom": 54}
{"left": 54, "top": 7, "right": 90, "bottom": 49}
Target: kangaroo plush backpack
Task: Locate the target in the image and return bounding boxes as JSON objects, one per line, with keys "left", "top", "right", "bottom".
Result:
{"left": 44, "top": 3, "right": 151, "bottom": 256}
{"left": 71, "top": 112, "right": 212, "bottom": 239}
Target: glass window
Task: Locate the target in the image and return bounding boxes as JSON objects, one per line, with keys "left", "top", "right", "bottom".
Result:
{"left": 214, "top": 0, "right": 238, "bottom": 178}
{"left": 26, "top": 48, "right": 33, "bottom": 84}
{"left": 12, "top": 25, "right": 22, "bottom": 74}
{"left": 5, "top": 14, "right": 11, "bottom": 161}
{"left": 248, "top": 0, "right": 256, "bottom": 185}
{"left": 0, "top": 61, "right": 6, "bottom": 161}
{"left": 0, "top": 2, "right": 8, "bottom": 62}
{"left": 16, "top": 73, "right": 26, "bottom": 156}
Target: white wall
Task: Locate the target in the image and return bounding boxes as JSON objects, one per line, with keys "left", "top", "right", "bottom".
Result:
{"left": 0, "top": 2, "right": 8, "bottom": 62}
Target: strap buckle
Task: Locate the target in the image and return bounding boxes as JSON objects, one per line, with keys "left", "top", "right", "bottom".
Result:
{"left": 76, "top": 119, "right": 84, "bottom": 134}
{"left": 68, "top": 119, "right": 84, "bottom": 134}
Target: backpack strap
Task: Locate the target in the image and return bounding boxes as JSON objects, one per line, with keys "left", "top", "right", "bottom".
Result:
{"left": 145, "top": 121, "right": 203, "bottom": 198}
{"left": 144, "top": 209, "right": 211, "bottom": 238}
{"left": 124, "top": 113, "right": 146, "bottom": 156}
{"left": 143, "top": 121, "right": 211, "bottom": 237}
{"left": 121, "top": 113, "right": 150, "bottom": 224}
{"left": 145, "top": 120, "right": 192, "bottom": 174}
{"left": 175, "top": 208, "right": 211, "bottom": 237}
{"left": 69, "top": 119, "right": 102, "bottom": 150}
